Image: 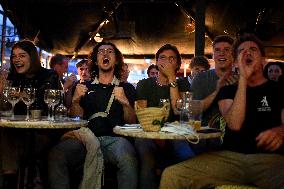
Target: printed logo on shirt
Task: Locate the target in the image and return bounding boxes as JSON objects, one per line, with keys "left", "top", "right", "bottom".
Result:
{"left": 258, "top": 96, "right": 271, "bottom": 112}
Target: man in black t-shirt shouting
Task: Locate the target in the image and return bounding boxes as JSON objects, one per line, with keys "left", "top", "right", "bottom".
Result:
{"left": 48, "top": 42, "right": 138, "bottom": 189}
{"left": 159, "top": 34, "right": 284, "bottom": 189}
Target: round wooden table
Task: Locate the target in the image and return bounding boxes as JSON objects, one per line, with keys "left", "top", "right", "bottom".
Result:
{"left": 113, "top": 125, "right": 221, "bottom": 140}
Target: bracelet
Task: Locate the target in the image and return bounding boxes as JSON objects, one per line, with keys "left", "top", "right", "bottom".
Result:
{"left": 168, "top": 81, "right": 178, "bottom": 88}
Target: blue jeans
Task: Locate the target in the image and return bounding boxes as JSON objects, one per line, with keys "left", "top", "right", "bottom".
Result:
{"left": 48, "top": 138, "right": 86, "bottom": 189}
{"left": 48, "top": 136, "right": 138, "bottom": 189}
{"left": 98, "top": 136, "right": 138, "bottom": 189}
{"left": 135, "top": 139, "right": 195, "bottom": 189}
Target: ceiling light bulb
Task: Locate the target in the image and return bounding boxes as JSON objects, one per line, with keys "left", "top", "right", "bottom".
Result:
{"left": 94, "top": 33, "right": 103, "bottom": 42}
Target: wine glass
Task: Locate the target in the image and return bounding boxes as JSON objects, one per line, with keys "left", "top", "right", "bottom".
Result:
{"left": 7, "top": 86, "right": 21, "bottom": 119}
{"left": 1, "top": 82, "right": 12, "bottom": 117}
{"left": 175, "top": 99, "right": 183, "bottom": 114}
{"left": 44, "top": 89, "right": 61, "bottom": 121}
{"left": 21, "top": 87, "right": 36, "bottom": 120}
{"left": 55, "top": 90, "right": 68, "bottom": 120}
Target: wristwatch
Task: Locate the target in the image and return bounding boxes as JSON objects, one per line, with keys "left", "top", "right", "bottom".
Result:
{"left": 168, "top": 81, "right": 178, "bottom": 88}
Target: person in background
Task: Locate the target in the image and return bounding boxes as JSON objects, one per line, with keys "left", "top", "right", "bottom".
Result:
{"left": 65, "top": 59, "right": 92, "bottom": 109}
{"left": 263, "top": 61, "right": 284, "bottom": 82}
{"left": 147, "top": 64, "right": 159, "bottom": 78}
{"left": 160, "top": 33, "right": 284, "bottom": 189}
{"left": 120, "top": 63, "right": 130, "bottom": 83}
{"left": 187, "top": 55, "right": 210, "bottom": 86}
{"left": 49, "top": 54, "right": 77, "bottom": 92}
{"left": 48, "top": 42, "right": 138, "bottom": 189}
{"left": 0, "top": 39, "right": 61, "bottom": 189}
{"left": 135, "top": 44, "right": 195, "bottom": 189}
{"left": 120, "top": 63, "right": 137, "bottom": 100}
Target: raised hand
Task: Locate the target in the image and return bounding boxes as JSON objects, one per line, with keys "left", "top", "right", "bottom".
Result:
{"left": 72, "top": 84, "right": 88, "bottom": 103}
{"left": 113, "top": 87, "right": 130, "bottom": 106}
{"left": 64, "top": 73, "right": 77, "bottom": 91}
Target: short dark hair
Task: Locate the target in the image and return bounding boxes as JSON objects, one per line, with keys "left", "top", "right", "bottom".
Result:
{"left": 155, "top": 44, "right": 182, "bottom": 72}
{"left": 88, "top": 41, "right": 124, "bottom": 79}
{"left": 49, "top": 54, "right": 67, "bottom": 68}
{"left": 263, "top": 61, "right": 284, "bottom": 79}
{"left": 10, "top": 39, "right": 41, "bottom": 75}
{"left": 147, "top": 64, "right": 159, "bottom": 75}
{"left": 189, "top": 56, "right": 210, "bottom": 70}
{"left": 76, "top": 59, "right": 89, "bottom": 68}
{"left": 213, "top": 35, "right": 234, "bottom": 47}
{"left": 233, "top": 33, "right": 265, "bottom": 60}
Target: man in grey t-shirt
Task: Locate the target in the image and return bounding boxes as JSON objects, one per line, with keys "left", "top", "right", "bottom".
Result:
{"left": 191, "top": 35, "right": 238, "bottom": 127}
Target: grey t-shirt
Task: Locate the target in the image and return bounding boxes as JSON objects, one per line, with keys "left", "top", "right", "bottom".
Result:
{"left": 190, "top": 69, "right": 219, "bottom": 126}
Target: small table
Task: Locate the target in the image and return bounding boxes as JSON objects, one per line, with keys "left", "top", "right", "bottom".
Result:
{"left": 113, "top": 125, "right": 221, "bottom": 140}
{"left": 0, "top": 115, "right": 88, "bottom": 189}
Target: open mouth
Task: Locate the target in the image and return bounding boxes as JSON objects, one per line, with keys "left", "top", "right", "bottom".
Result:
{"left": 103, "top": 58, "right": 109, "bottom": 65}
{"left": 245, "top": 58, "right": 253, "bottom": 65}
{"left": 14, "top": 63, "right": 24, "bottom": 68}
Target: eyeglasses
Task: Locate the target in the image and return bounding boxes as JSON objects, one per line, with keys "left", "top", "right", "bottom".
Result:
{"left": 158, "top": 55, "right": 177, "bottom": 61}
{"left": 97, "top": 48, "right": 115, "bottom": 55}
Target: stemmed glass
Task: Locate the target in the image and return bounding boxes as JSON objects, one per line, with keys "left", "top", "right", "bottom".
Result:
{"left": 21, "top": 87, "right": 36, "bottom": 120}
{"left": 7, "top": 86, "right": 21, "bottom": 119}
{"left": 44, "top": 89, "right": 61, "bottom": 121}
{"left": 55, "top": 90, "right": 68, "bottom": 120}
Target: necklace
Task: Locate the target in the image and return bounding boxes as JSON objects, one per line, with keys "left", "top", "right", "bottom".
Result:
{"left": 156, "top": 80, "right": 168, "bottom": 87}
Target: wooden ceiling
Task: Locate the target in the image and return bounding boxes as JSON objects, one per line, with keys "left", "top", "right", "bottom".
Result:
{"left": 1, "top": 0, "right": 284, "bottom": 60}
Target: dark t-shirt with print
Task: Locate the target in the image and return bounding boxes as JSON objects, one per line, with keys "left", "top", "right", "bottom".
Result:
{"left": 217, "top": 81, "right": 284, "bottom": 154}
{"left": 80, "top": 82, "right": 136, "bottom": 137}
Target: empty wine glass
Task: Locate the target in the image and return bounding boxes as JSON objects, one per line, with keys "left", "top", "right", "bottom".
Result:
{"left": 44, "top": 89, "right": 61, "bottom": 121}
{"left": 7, "top": 86, "right": 21, "bottom": 119}
{"left": 55, "top": 90, "right": 68, "bottom": 120}
{"left": 1, "top": 82, "right": 12, "bottom": 117}
{"left": 21, "top": 87, "right": 36, "bottom": 120}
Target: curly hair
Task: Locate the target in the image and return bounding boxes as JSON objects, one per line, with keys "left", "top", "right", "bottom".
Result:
{"left": 88, "top": 42, "right": 124, "bottom": 79}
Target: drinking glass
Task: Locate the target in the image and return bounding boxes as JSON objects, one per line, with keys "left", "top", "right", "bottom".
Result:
{"left": 159, "top": 98, "right": 170, "bottom": 108}
{"left": 175, "top": 99, "right": 183, "bottom": 114}
{"left": 1, "top": 83, "right": 12, "bottom": 117}
{"left": 176, "top": 98, "right": 189, "bottom": 126}
{"left": 7, "top": 86, "right": 21, "bottom": 119}
{"left": 188, "top": 100, "right": 203, "bottom": 130}
{"left": 55, "top": 90, "right": 68, "bottom": 120}
{"left": 44, "top": 89, "right": 60, "bottom": 121}
{"left": 21, "top": 87, "right": 36, "bottom": 120}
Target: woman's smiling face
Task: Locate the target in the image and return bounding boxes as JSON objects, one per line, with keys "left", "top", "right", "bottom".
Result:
{"left": 11, "top": 47, "right": 31, "bottom": 74}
